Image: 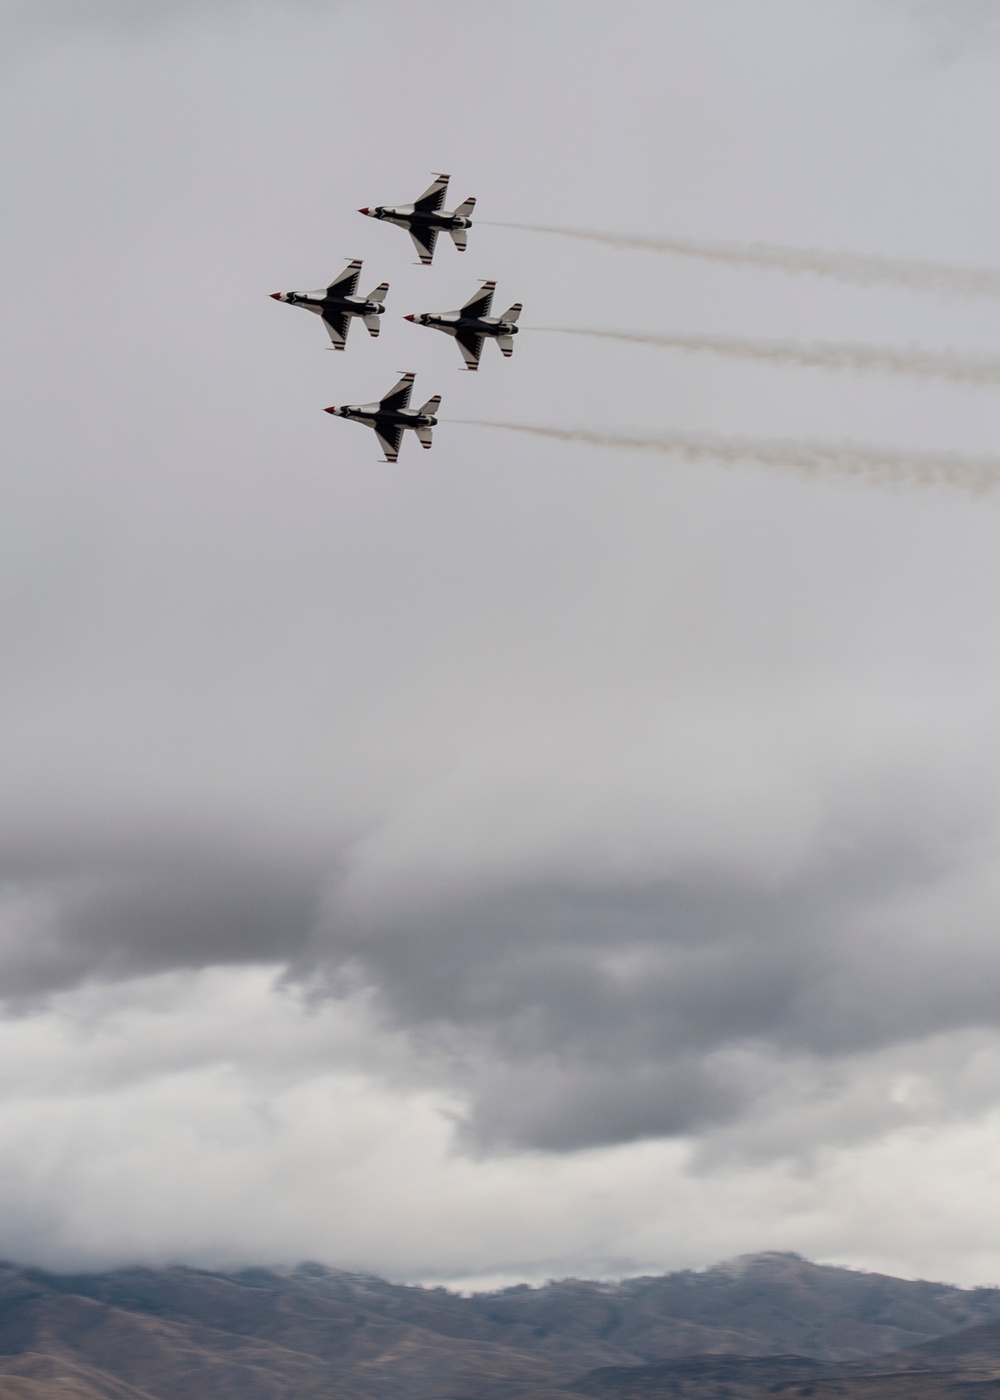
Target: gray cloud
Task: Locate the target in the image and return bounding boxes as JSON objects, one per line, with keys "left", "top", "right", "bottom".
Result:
{"left": 895, "top": 1, "right": 1000, "bottom": 56}
{"left": 0, "top": 820, "right": 330, "bottom": 999}
{"left": 466, "top": 1055, "right": 742, "bottom": 1153}
{"left": 305, "top": 811, "right": 1000, "bottom": 1151}
{"left": 0, "top": 0, "right": 333, "bottom": 70}
{"left": 0, "top": 0, "right": 326, "bottom": 32}
{"left": 5, "top": 779, "right": 990, "bottom": 1154}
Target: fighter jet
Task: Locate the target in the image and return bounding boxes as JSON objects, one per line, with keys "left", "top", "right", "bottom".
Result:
{"left": 358, "top": 174, "right": 475, "bottom": 266}
{"left": 405, "top": 281, "right": 521, "bottom": 371}
{"left": 270, "top": 260, "right": 388, "bottom": 350}
{"left": 324, "top": 373, "right": 441, "bottom": 463}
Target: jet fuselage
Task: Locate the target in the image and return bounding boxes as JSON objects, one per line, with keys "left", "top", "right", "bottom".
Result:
{"left": 408, "top": 311, "right": 519, "bottom": 340}
{"left": 327, "top": 404, "right": 438, "bottom": 430}
{"left": 365, "top": 205, "right": 472, "bottom": 234}
{"left": 278, "top": 291, "right": 385, "bottom": 320}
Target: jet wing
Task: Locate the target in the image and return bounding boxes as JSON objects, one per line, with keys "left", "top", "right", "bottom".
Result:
{"left": 379, "top": 372, "right": 415, "bottom": 412}
{"left": 375, "top": 424, "right": 405, "bottom": 463}
{"left": 455, "top": 330, "right": 485, "bottom": 370}
{"left": 461, "top": 282, "right": 495, "bottom": 319}
{"left": 413, "top": 174, "right": 449, "bottom": 213}
{"left": 408, "top": 226, "right": 439, "bottom": 266}
{"left": 322, "top": 311, "right": 350, "bottom": 349}
{"left": 326, "top": 259, "right": 363, "bottom": 298}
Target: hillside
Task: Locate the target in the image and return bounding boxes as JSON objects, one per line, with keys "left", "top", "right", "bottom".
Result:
{"left": 0, "top": 1253, "right": 999, "bottom": 1399}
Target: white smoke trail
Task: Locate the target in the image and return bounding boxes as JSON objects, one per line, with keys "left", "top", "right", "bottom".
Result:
{"left": 534, "top": 327, "right": 1000, "bottom": 387}
{"left": 457, "top": 421, "right": 1000, "bottom": 494}
{"left": 489, "top": 223, "right": 1000, "bottom": 297}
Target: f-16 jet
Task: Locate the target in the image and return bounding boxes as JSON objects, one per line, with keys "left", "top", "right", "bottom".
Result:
{"left": 324, "top": 373, "right": 441, "bottom": 463}
{"left": 405, "top": 281, "right": 521, "bottom": 371}
{"left": 358, "top": 174, "right": 475, "bottom": 265}
{"left": 270, "top": 260, "right": 388, "bottom": 350}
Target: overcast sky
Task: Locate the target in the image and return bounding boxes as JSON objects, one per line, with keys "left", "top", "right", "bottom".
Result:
{"left": 6, "top": 0, "right": 1000, "bottom": 1288}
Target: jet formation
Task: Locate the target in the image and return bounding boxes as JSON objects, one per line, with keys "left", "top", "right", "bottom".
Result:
{"left": 271, "top": 174, "right": 521, "bottom": 460}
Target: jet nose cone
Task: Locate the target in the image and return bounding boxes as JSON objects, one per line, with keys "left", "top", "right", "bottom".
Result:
{"left": 404, "top": 314, "right": 415, "bottom": 322}
{"left": 324, "top": 406, "right": 340, "bottom": 415}
{"left": 270, "top": 292, "right": 283, "bottom": 300}
{"left": 358, "top": 207, "right": 370, "bottom": 215}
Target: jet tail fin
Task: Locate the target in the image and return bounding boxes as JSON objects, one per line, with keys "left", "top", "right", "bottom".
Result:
{"left": 415, "top": 425, "right": 434, "bottom": 450}
{"left": 496, "top": 334, "right": 515, "bottom": 358}
{"left": 366, "top": 282, "right": 389, "bottom": 304}
{"left": 501, "top": 303, "right": 522, "bottom": 323}
{"left": 454, "top": 197, "right": 476, "bottom": 218}
{"left": 363, "top": 314, "right": 381, "bottom": 336}
{"left": 417, "top": 395, "right": 441, "bottom": 418}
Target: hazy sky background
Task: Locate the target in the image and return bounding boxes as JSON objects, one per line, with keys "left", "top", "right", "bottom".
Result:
{"left": 5, "top": 0, "right": 1000, "bottom": 1288}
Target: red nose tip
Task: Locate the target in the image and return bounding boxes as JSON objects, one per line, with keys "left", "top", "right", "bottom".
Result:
{"left": 270, "top": 292, "right": 282, "bottom": 300}
{"left": 404, "top": 314, "right": 415, "bottom": 322}
{"left": 323, "top": 406, "right": 338, "bottom": 414}
{"left": 358, "top": 207, "right": 370, "bottom": 215}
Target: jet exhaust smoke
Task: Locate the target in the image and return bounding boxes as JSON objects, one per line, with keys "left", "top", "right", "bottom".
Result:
{"left": 535, "top": 328, "right": 1000, "bottom": 387}
{"left": 488, "top": 224, "right": 1000, "bottom": 296}
{"left": 457, "top": 421, "right": 1000, "bottom": 494}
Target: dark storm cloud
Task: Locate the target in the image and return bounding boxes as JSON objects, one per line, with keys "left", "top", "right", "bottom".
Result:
{"left": 0, "top": 819, "right": 330, "bottom": 999}
{"left": 291, "top": 814, "right": 999, "bottom": 1151}
{"left": 3, "top": 787, "right": 997, "bottom": 1153}
{"left": 467, "top": 1055, "right": 742, "bottom": 1152}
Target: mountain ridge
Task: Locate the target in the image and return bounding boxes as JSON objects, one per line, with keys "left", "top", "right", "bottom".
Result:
{"left": 1, "top": 1253, "right": 1000, "bottom": 1399}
